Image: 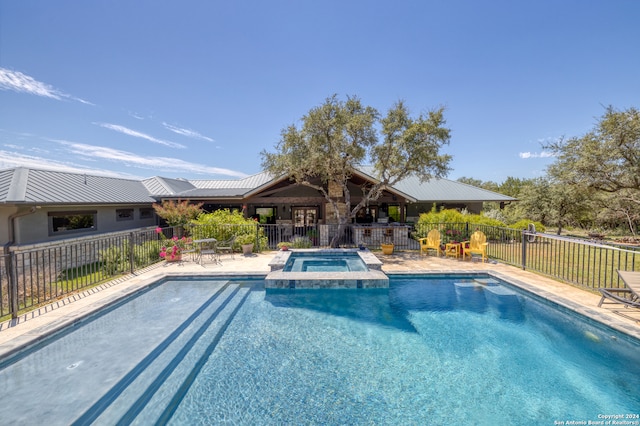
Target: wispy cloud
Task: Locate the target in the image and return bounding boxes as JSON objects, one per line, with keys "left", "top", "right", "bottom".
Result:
{"left": 519, "top": 151, "right": 555, "bottom": 159}
{"left": 162, "top": 122, "right": 215, "bottom": 142}
{"left": 3, "top": 144, "right": 24, "bottom": 150}
{"left": 94, "top": 123, "right": 186, "bottom": 149}
{"left": 0, "top": 67, "right": 93, "bottom": 105}
{"left": 0, "top": 150, "right": 133, "bottom": 178}
{"left": 3, "top": 141, "right": 49, "bottom": 154}
{"left": 128, "top": 111, "right": 145, "bottom": 120}
{"left": 56, "top": 140, "right": 247, "bottom": 178}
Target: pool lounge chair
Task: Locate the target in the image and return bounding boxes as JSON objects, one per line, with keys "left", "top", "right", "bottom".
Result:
{"left": 598, "top": 270, "right": 640, "bottom": 309}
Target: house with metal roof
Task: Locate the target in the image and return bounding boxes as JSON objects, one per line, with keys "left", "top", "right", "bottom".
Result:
{"left": 0, "top": 167, "right": 515, "bottom": 247}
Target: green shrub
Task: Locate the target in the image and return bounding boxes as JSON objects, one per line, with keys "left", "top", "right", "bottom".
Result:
{"left": 417, "top": 208, "right": 467, "bottom": 224}
{"left": 276, "top": 236, "right": 312, "bottom": 249}
{"left": 466, "top": 214, "right": 506, "bottom": 227}
{"left": 99, "top": 244, "right": 129, "bottom": 275}
{"left": 99, "top": 240, "right": 163, "bottom": 276}
{"left": 415, "top": 208, "right": 514, "bottom": 241}
{"left": 235, "top": 233, "right": 256, "bottom": 246}
{"left": 133, "top": 240, "right": 162, "bottom": 266}
{"left": 414, "top": 209, "right": 463, "bottom": 239}
{"left": 190, "top": 209, "right": 268, "bottom": 251}
{"left": 508, "top": 219, "right": 546, "bottom": 233}
{"left": 291, "top": 236, "right": 312, "bottom": 248}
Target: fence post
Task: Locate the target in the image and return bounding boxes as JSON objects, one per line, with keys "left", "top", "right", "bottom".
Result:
{"left": 129, "top": 232, "right": 135, "bottom": 274}
{"left": 7, "top": 252, "right": 19, "bottom": 319}
{"left": 255, "top": 225, "right": 260, "bottom": 251}
{"left": 521, "top": 230, "right": 527, "bottom": 270}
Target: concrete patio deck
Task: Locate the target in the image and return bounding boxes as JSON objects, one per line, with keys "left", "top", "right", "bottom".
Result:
{"left": 1, "top": 250, "right": 639, "bottom": 358}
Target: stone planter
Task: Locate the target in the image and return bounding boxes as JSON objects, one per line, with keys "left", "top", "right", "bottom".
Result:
{"left": 242, "top": 243, "right": 254, "bottom": 255}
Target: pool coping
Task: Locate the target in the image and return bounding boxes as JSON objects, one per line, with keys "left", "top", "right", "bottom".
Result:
{"left": 268, "top": 248, "right": 383, "bottom": 271}
{"left": 266, "top": 248, "right": 387, "bottom": 288}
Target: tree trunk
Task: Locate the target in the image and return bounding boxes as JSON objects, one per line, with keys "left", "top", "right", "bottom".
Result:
{"left": 330, "top": 220, "right": 351, "bottom": 248}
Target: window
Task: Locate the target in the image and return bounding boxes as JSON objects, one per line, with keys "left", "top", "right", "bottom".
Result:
{"left": 255, "top": 207, "right": 276, "bottom": 224}
{"left": 388, "top": 205, "right": 401, "bottom": 223}
{"left": 139, "top": 208, "right": 154, "bottom": 219}
{"left": 116, "top": 209, "right": 134, "bottom": 221}
{"left": 49, "top": 211, "right": 97, "bottom": 234}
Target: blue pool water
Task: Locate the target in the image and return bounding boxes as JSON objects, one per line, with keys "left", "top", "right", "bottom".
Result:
{"left": 0, "top": 275, "right": 639, "bottom": 424}
{"left": 283, "top": 251, "right": 368, "bottom": 272}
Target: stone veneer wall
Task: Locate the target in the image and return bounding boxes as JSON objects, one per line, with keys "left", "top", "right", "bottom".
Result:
{"left": 265, "top": 248, "right": 388, "bottom": 289}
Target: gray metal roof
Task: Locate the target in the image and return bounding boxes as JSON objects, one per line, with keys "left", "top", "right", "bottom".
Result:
{"left": 190, "top": 171, "right": 274, "bottom": 189}
{"left": 173, "top": 187, "right": 251, "bottom": 198}
{"left": 0, "top": 166, "right": 516, "bottom": 205}
{"left": 393, "top": 175, "right": 516, "bottom": 202}
{"left": 0, "top": 168, "right": 157, "bottom": 204}
{"left": 0, "top": 169, "right": 14, "bottom": 200}
{"left": 142, "top": 176, "right": 196, "bottom": 196}
{"left": 356, "top": 166, "right": 516, "bottom": 203}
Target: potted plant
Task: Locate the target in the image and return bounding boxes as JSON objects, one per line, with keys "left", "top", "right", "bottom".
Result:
{"left": 380, "top": 242, "right": 394, "bottom": 255}
{"left": 381, "top": 232, "right": 394, "bottom": 255}
{"left": 277, "top": 241, "right": 290, "bottom": 251}
{"left": 236, "top": 233, "right": 255, "bottom": 255}
{"left": 156, "top": 227, "right": 190, "bottom": 262}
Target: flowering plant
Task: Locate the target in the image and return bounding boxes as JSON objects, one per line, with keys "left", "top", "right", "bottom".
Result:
{"left": 156, "top": 227, "right": 191, "bottom": 260}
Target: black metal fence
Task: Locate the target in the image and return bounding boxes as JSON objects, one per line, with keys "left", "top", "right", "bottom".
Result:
{"left": 517, "top": 231, "right": 640, "bottom": 290}
{"left": 2, "top": 222, "right": 640, "bottom": 320}
{"left": 415, "top": 221, "right": 640, "bottom": 289}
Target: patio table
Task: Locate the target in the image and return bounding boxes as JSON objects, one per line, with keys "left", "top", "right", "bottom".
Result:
{"left": 194, "top": 238, "right": 220, "bottom": 265}
{"left": 445, "top": 242, "right": 461, "bottom": 259}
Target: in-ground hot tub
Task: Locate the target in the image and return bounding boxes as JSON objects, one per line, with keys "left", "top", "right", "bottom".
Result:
{"left": 266, "top": 249, "right": 389, "bottom": 289}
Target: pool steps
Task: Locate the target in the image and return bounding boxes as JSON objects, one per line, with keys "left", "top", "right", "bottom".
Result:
{"left": 82, "top": 282, "right": 251, "bottom": 425}
{"left": 451, "top": 279, "right": 523, "bottom": 320}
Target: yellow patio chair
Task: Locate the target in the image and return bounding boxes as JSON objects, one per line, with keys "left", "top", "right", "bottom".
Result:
{"left": 418, "top": 229, "right": 442, "bottom": 256}
{"left": 462, "top": 231, "right": 489, "bottom": 262}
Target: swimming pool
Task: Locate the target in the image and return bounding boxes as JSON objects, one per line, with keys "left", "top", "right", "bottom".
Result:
{"left": 0, "top": 275, "right": 639, "bottom": 424}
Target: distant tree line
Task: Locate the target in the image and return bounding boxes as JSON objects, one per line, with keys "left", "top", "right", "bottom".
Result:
{"left": 458, "top": 106, "right": 640, "bottom": 237}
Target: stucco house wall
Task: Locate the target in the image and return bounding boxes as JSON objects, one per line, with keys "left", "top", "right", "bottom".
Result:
{"left": 5, "top": 204, "right": 156, "bottom": 246}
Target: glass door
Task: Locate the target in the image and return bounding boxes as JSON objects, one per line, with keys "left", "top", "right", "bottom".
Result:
{"left": 293, "top": 208, "right": 317, "bottom": 226}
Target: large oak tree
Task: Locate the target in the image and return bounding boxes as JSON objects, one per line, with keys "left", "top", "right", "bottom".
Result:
{"left": 545, "top": 106, "right": 640, "bottom": 202}
{"left": 260, "top": 95, "right": 451, "bottom": 247}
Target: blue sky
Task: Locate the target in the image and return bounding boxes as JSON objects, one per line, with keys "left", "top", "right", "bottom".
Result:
{"left": 1, "top": 1, "right": 638, "bottom": 183}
